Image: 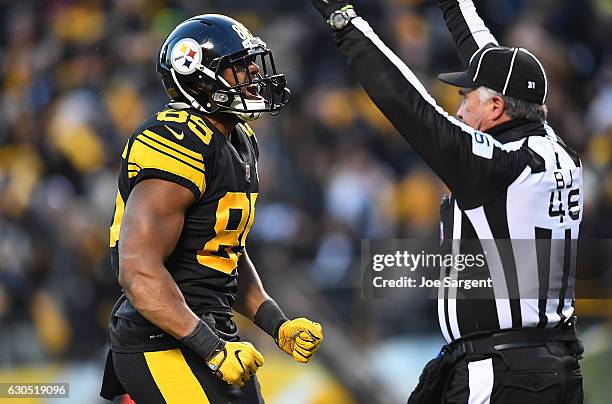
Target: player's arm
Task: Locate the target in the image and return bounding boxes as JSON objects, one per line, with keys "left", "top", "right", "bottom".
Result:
{"left": 118, "top": 179, "right": 201, "bottom": 338}
{"left": 310, "top": 1, "right": 530, "bottom": 209}
{"left": 437, "top": 0, "right": 499, "bottom": 67}
{"left": 234, "top": 251, "right": 324, "bottom": 363}
{"left": 118, "top": 180, "right": 262, "bottom": 387}
{"left": 234, "top": 251, "right": 271, "bottom": 320}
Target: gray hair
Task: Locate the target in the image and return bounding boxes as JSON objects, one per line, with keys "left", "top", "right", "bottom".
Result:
{"left": 477, "top": 87, "right": 548, "bottom": 122}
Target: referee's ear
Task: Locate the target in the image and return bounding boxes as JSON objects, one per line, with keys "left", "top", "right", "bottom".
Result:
{"left": 485, "top": 94, "right": 510, "bottom": 129}
{"left": 489, "top": 94, "right": 506, "bottom": 120}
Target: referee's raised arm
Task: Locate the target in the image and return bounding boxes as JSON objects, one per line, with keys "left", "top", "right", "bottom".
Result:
{"left": 310, "top": 2, "right": 535, "bottom": 210}
{"left": 437, "top": 0, "right": 499, "bottom": 67}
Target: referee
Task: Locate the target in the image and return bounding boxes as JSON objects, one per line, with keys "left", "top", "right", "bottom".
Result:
{"left": 310, "top": 0, "right": 584, "bottom": 402}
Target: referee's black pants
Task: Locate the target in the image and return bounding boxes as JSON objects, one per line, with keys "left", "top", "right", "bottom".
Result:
{"left": 444, "top": 341, "right": 583, "bottom": 403}
{"left": 443, "top": 341, "right": 583, "bottom": 404}
{"left": 408, "top": 323, "right": 584, "bottom": 404}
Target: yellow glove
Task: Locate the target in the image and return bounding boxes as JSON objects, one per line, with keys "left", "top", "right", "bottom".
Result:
{"left": 277, "top": 318, "right": 323, "bottom": 363}
{"left": 207, "top": 341, "right": 264, "bottom": 387}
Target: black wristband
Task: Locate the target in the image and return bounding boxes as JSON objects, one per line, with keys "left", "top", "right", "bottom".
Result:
{"left": 254, "top": 300, "right": 289, "bottom": 342}
{"left": 180, "top": 319, "right": 224, "bottom": 362}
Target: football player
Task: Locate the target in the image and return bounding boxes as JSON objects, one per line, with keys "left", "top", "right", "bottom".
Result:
{"left": 100, "top": 14, "right": 323, "bottom": 404}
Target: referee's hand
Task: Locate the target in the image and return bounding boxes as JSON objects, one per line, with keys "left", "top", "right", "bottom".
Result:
{"left": 206, "top": 341, "right": 264, "bottom": 388}
{"left": 310, "top": 0, "right": 352, "bottom": 20}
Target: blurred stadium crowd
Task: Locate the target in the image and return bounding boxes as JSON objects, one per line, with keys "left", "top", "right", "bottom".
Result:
{"left": 0, "top": 0, "right": 611, "bottom": 401}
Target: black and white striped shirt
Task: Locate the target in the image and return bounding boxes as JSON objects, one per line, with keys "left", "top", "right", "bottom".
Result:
{"left": 437, "top": 121, "right": 581, "bottom": 341}
{"left": 331, "top": 1, "right": 583, "bottom": 341}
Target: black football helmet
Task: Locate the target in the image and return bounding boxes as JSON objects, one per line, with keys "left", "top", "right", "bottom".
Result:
{"left": 157, "top": 14, "right": 290, "bottom": 121}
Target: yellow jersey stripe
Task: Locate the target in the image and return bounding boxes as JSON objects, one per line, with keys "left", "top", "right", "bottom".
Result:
{"left": 128, "top": 139, "right": 205, "bottom": 194}
{"left": 138, "top": 132, "right": 204, "bottom": 169}
{"left": 142, "top": 129, "right": 203, "bottom": 163}
{"left": 121, "top": 141, "right": 129, "bottom": 159}
{"left": 143, "top": 349, "right": 210, "bottom": 404}
{"left": 134, "top": 137, "right": 205, "bottom": 173}
{"left": 109, "top": 191, "right": 125, "bottom": 247}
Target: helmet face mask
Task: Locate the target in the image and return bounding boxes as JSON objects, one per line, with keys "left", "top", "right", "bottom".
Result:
{"left": 158, "top": 15, "right": 290, "bottom": 121}
{"left": 210, "top": 48, "right": 290, "bottom": 120}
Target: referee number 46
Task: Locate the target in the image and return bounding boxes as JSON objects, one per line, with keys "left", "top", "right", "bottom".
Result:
{"left": 548, "top": 168, "right": 580, "bottom": 223}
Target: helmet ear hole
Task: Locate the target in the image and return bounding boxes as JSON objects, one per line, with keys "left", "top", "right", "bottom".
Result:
{"left": 184, "top": 75, "right": 217, "bottom": 96}
{"left": 194, "top": 80, "right": 214, "bottom": 92}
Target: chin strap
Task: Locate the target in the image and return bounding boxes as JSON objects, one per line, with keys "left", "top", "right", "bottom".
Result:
{"left": 225, "top": 98, "right": 265, "bottom": 121}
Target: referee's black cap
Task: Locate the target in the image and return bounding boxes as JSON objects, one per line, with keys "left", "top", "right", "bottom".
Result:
{"left": 439, "top": 46, "right": 548, "bottom": 105}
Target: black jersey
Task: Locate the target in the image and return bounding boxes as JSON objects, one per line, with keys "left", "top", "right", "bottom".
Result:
{"left": 108, "top": 102, "right": 259, "bottom": 352}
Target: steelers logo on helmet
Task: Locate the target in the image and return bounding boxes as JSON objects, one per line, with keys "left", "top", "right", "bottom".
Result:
{"left": 170, "top": 38, "right": 202, "bottom": 75}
